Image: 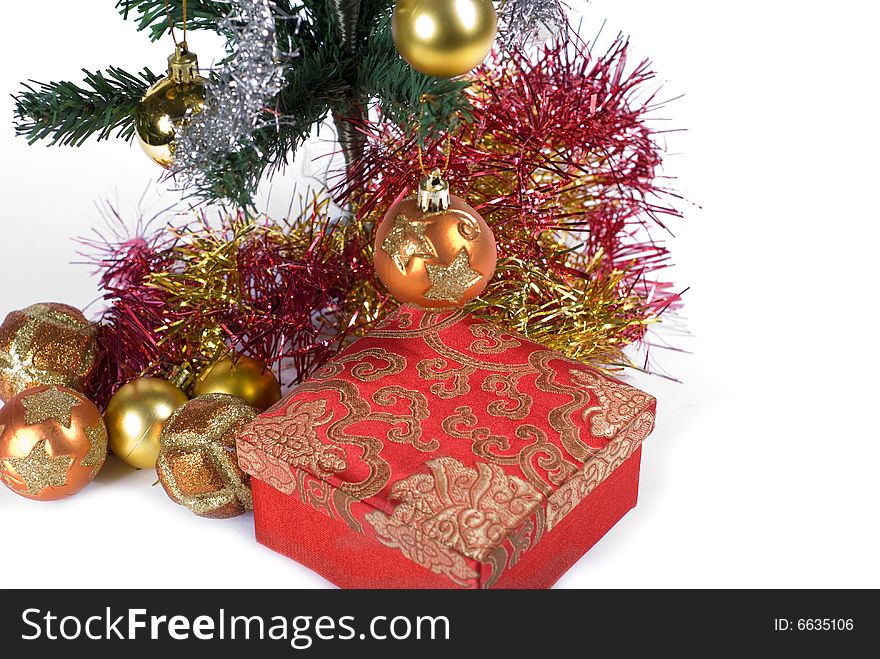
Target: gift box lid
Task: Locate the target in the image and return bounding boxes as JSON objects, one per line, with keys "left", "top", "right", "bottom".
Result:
{"left": 237, "top": 306, "right": 656, "bottom": 574}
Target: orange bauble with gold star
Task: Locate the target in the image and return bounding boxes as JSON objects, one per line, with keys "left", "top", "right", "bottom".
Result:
{"left": 374, "top": 170, "right": 496, "bottom": 308}
{"left": 0, "top": 385, "right": 107, "bottom": 501}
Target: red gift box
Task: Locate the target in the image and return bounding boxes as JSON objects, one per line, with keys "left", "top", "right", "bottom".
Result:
{"left": 237, "top": 306, "right": 656, "bottom": 588}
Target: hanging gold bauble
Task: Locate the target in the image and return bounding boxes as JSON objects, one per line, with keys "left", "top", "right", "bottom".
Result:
{"left": 135, "top": 45, "right": 208, "bottom": 168}
{"left": 156, "top": 393, "right": 257, "bottom": 518}
{"left": 375, "top": 169, "right": 496, "bottom": 307}
{"left": 104, "top": 377, "right": 188, "bottom": 469}
{"left": 0, "top": 385, "right": 107, "bottom": 501}
{"left": 193, "top": 355, "right": 282, "bottom": 411}
{"left": 392, "top": 0, "right": 497, "bottom": 77}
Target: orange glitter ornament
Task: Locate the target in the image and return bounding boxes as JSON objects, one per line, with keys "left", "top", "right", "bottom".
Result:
{"left": 374, "top": 170, "right": 496, "bottom": 307}
{"left": 156, "top": 393, "right": 257, "bottom": 518}
{"left": 0, "top": 385, "right": 107, "bottom": 500}
{"left": 0, "top": 303, "right": 97, "bottom": 402}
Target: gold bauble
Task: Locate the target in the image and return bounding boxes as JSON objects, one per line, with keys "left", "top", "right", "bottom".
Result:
{"left": 0, "top": 302, "right": 97, "bottom": 402}
{"left": 135, "top": 46, "right": 207, "bottom": 168}
{"left": 375, "top": 170, "right": 496, "bottom": 307}
{"left": 0, "top": 385, "right": 107, "bottom": 501}
{"left": 392, "top": 0, "right": 497, "bottom": 77}
{"left": 156, "top": 393, "right": 257, "bottom": 518}
{"left": 193, "top": 356, "right": 282, "bottom": 411}
{"left": 104, "top": 378, "right": 188, "bottom": 469}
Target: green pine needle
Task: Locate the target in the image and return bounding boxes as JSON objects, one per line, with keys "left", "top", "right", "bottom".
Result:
{"left": 13, "top": 67, "right": 160, "bottom": 146}
{"left": 115, "top": 0, "right": 232, "bottom": 41}
{"left": 13, "top": 0, "right": 473, "bottom": 206}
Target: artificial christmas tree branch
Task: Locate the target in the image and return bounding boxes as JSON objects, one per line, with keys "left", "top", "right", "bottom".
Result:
{"left": 12, "top": 0, "right": 471, "bottom": 206}
{"left": 13, "top": 68, "right": 161, "bottom": 146}
{"left": 116, "top": 0, "right": 233, "bottom": 40}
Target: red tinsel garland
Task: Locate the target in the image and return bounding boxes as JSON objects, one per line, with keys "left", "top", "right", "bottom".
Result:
{"left": 339, "top": 33, "right": 683, "bottom": 365}
{"left": 81, "top": 32, "right": 685, "bottom": 408}
{"left": 82, "top": 201, "right": 371, "bottom": 409}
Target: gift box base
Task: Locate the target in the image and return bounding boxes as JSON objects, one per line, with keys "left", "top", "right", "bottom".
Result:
{"left": 251, "top": 447, "right": 642, "bottom": 589}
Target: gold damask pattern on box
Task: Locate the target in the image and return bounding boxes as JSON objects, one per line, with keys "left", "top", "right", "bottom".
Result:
{"left": 468, "top": 323, "right": 521, "bottom": 355}
{"left": 571, "top": 370, "right": 655, "bottom": 439}
{"left": 245, "top": 398, "right": 348, "bottom": 480}
{"left": 240, "top": 378, "right": 434, "bottom": 502}
{"left": 482, "top": 506, "right": 546, "bottom": 589}
{"left": 546, "top": 410, "right": 655, "bottom": 531}
{"left": 370, "top": 308, "right": 469, "bottom": 338}
{"left": 312, "top": 347, "right": 407, "bottom": 382}
{"left": 366, "top": 512, "right": 480, "bottom": 587}
{"left": 362, "top": 414, "right": 651, "bottom": 588}
{"left": 368, "top": 415, "right": 654, "bottom": 586}
{"left": 364, "top": 457, "right": 543, "bottom": 563}
{"left": 237, "top": 437, "right": 362, "bottom": 531}
{"left": 239, "top": 307, "right": 657, "bottom": 588}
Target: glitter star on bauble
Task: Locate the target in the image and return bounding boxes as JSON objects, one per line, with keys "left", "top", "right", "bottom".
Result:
{"left": 381, "top": 215, "right": 437, "bottom": 273}
{"left": 81, "top": 424, "right": 108, "bottom": 469}
{"left": 21, "top": 386, "right": 81, "bottom": 428}
{"left": 0, "top": 424, "right": 6, "bottom": 485}
{"left": 5, "top": 440, "right": 73, "bottom": 495}
{"left": 424, "top": 249, "right": 483, "bottom": 302}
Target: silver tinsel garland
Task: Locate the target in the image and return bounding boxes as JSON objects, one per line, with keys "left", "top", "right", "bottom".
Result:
{"left": 170, "top": 0, "right": 567, "bottom": 191}
{"left": 172, "top": 0, "right": 290, "bottom": 187}
{"left": 498, "top": 0, "right": 568, "bottom": 50}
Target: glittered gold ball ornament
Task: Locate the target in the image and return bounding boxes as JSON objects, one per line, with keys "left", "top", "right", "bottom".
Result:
{"left": 0, "top": 385, "right": 107, "bottom": 500}
{"left": 135, "top": 45, "right": 208, "bottom": 168}
{"left": 104, "top": 377, "right": 188, "bottom": 469}
{"left": 375, "top": 169, "right": 496, "bottom": 307}
{"left": 392, "top": 0, "right": 497, "bottom": 77}
{"left": 193, "top": 356, "right": 282, "bottom": 411}
{"left": 0, "top": 302, "right": 97, "bottom": 402}
{"left": 156, "top": 393, "right": 257, "bottom": 518}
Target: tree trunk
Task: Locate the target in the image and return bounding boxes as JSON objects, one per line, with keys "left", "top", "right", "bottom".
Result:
{"left": 329, "top": 0, "right": 366, "bottom": 173}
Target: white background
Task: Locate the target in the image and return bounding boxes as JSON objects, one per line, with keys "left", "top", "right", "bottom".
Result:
{"left": 1, "top": 0, "right": 878, "bottom": 589}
